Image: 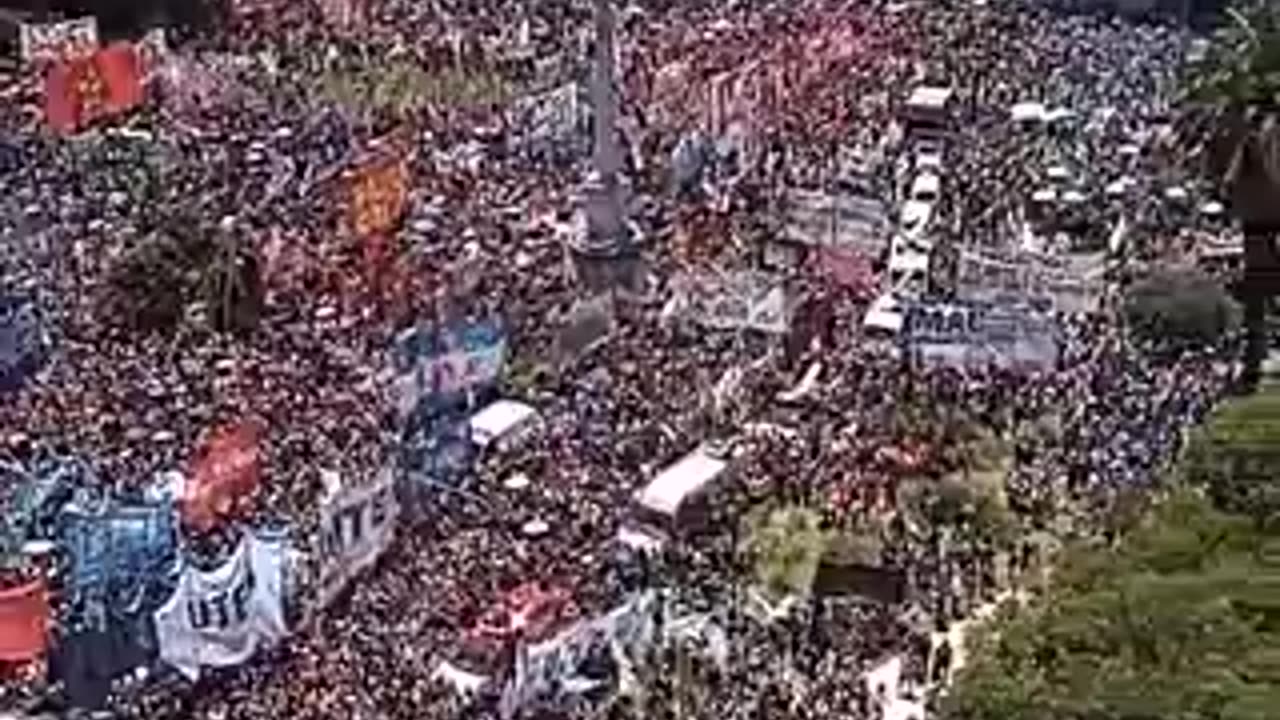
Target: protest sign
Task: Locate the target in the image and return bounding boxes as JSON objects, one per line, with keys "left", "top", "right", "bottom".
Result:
{"left": 674, "top": 271, "right": 790, "bottom": 334}
{"left": 0, "top": 578, "right": 49, "bottom": 662}
{"left": 183, "top": 420, "right": 261, "bottom": 532}
{"left": 317, "top": 467, "right": 399, "bottom": 606}
{"left": 154, "top": 530, "right": 287, "bottom": 680}
{"left": 19, "top": 17, "right": 98, "bottom": 65}
{"left": 905, "top": 301, "right": 1058, "bottom": 371}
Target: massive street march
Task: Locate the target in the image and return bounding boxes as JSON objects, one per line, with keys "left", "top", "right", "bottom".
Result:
{"left": 0, "top": 0, "right": 1255, "bottom": 718}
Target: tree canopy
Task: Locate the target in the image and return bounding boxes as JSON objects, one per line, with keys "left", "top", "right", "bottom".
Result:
{"left": 1124, "top": 267, "right": 1241, "bottom": 349}
{"left": 1183, "top": 384, "right": 1280, "bottom": 527}
{"left": 941, "top": 491, "right": 1280, "bottom": 720}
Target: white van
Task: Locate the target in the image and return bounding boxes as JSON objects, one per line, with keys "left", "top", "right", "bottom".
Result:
{"left": 469, "top": 399, "right": 540, "bottom": 451}
{"left": 617, "top": 447, "right": 728, "bottom": 551}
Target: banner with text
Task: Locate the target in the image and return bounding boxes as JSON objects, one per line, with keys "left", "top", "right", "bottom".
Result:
{"left": 905, "top": 301, "right": 1059, "bottom": 371}
{"left": 20, "top": 17, "right": 98, "bottom": 65}
{"left": 674, "top": 272, "right": 789, "bottom": 334}
{"left": 317, "top": 467, "right": 399, "bottom": 607}
{"left": 153, "top": 529, "right": 287, "bottom": 680}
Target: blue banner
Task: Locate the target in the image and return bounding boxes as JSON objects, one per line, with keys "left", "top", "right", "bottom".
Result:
{"left": 59, "top": 501, "right": 178, "bottom": 603}
{"left": 401, "top": 412, "right": 476, "bottom": 493}
{"left": 55, "top": 500, "right": 179, "bottom": 707}
{"left": 0, "top": 294, "right": 45, "bottom": 394}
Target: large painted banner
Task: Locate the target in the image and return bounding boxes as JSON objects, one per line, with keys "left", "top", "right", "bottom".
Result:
{"left": 904, "top": 301, "right": 1059, "bottom": 371}
{"left": 0, "top": 294, "right": 45, "bottom": 394}
{"left": 60, "top": 501, "right": 177, "bottom": 601}
{"left": 673, "top": 271, "right": 789, "bottom": 334}
{"left": 392, "top": 321, "right": 506, "bottom": 421}
{"left": 0, "top": 578, "right": 49, "bottom": 662}
{"left": 54, "top": 496, "right": 177, "bottom": 707}
{"left": 153, "top": 529, "right": 287, "bottom": 680}
{"left": 317, "top": 467, "right": 399, "bottom": 606}
{"left": 19, "top": 16, "right": 98, "bottom": 65}
{"left": 183, "top": 420, "right": 261, "bottom": 532}
{"left": 44, "top": 42, "right": 145, "bottom": 134}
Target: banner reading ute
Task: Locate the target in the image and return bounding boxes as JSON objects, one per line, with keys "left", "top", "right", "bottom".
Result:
{"left": 0, "top": 578, "right": 50, "bottom": 662}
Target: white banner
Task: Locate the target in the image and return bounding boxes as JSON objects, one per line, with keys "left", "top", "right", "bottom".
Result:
{"left": 511, "top": 82, "right": 580, "bottom": 144}
{"left": 957, "top": 249, "right": 1102, "bottom": 314}
{"left": 19, "top": 17, "right": 98, "bottom": 65}
{"left": 317, "top": 467, "right": 399, "bottom": 606}
{"left": 674, "top": 272, "right": 789, "bottom": 334}
{"left": 154, "top": 530, "right": 288, "bottom": 680}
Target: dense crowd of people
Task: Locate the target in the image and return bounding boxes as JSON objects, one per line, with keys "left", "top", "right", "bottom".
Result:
{"left": 0, "top": 0, "right": 1241, "bottom": 718}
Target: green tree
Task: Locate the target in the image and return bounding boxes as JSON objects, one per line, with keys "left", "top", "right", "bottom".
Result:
{"left": 742, "top": 505, "right": 828, "bottom": 599}
{"left": 1124, "top": 268, "right": 1241, "bottom": 349}
{"left": 1183, "top": 385, "right": 1280, "bottom": 528}
{"left": 1182, "top": 1, "right": 1280, "bottom": 390}
{"left": 942, "top": 491, "right": 1280, "bottom": 720}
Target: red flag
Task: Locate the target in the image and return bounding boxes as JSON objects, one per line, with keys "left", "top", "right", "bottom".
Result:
{"left": 95, "top": 41, "right": 144, "bottom": 115}
{"left": 183, "top": 420, "right": 261, "bottom": 532}
{"left": 43, "top": 43, "right": 143, "bottom": 134}
{"left": 43, "top": 61, "right": 81, "bottom": 133}
{"left": 0, "top": 579, "right": 49, "bottom": 662}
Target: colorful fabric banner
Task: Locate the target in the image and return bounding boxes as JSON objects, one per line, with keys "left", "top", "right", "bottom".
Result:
{"left": 0, "top": 579, "right": 49, "bottom": 662}
{"left": 317, "top": 467, "right": 399, "bottom": 606}
{"left": 60, "top": 501, "right": 177, "bottom": 600}
{"left": 44, "top": 42, "right": 144, "bottom": 134}
{"left": 183, "top": 421, "right": 261, "bottom": 532}
{"left": 153, "top": 530, "right": 287, "bottom": 680}
{"left": 350, "top": 159, "right": 408, "bottom": 237}
{"left": 392, "top": 321, "right": 506, "bottom": 420}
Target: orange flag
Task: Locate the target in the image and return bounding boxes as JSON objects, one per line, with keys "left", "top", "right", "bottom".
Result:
{"left": 183, "top": 420, "right": 262, "bottom": 532}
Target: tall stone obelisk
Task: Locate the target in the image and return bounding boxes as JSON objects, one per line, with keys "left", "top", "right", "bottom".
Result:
{"left": 571, "top": 0, "right": 640, "bottom": 294}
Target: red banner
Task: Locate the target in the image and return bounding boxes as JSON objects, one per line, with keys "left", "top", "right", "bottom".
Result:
{"left": 0, "top": 579, "right": 49, "bottom": 662}
{"left": 43, "top": 41, "right": 143, "bottom": 134}
{"left": 349, "top": 159, "right": 408, "bottom": 237}
{"left": 184, "top": 420, "right": 261, "bottom": 531}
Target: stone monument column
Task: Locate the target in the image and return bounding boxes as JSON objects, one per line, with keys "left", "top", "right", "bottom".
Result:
{"left": 571, "top": 0, "right": 642, "bottom": 294}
